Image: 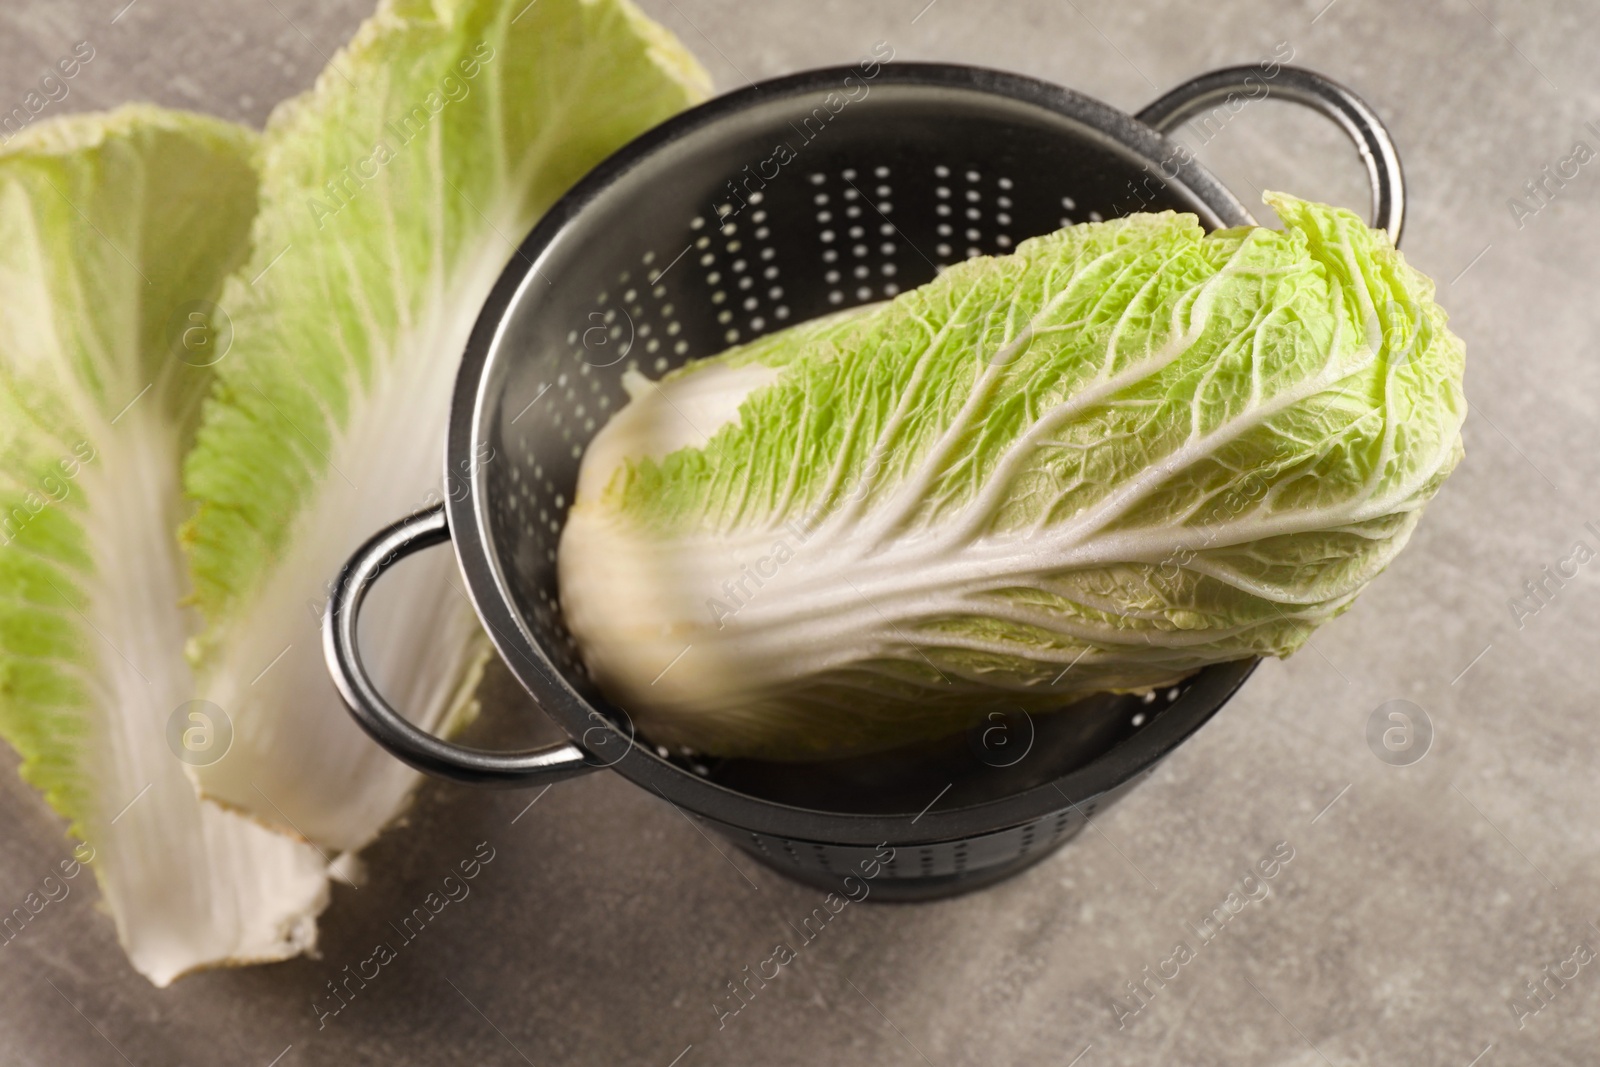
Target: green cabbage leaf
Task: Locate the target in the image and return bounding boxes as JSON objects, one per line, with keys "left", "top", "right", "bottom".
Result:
{"left": 0, "top": 108, "right": 327, "bottom": 985}
{"left": 181, "top": 0, "right": 710, "bottom": 849}
{"left": 559, "top": 194, "right": 1467, "bottom": 760}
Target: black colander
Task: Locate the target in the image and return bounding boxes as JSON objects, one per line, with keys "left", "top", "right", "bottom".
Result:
{"left": 326, "top": 62, "right": 1404, "bottom": 900}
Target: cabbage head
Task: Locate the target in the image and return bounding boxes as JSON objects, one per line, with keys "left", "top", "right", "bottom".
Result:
{"left": 559, "top": 194, "right": 1466, "bottom": 760}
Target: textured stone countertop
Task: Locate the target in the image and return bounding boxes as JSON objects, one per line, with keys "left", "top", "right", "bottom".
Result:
{"left": 1, "top": 1, "right": 1597, "bottom": 1064}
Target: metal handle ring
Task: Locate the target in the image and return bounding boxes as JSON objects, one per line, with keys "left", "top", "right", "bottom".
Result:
{"left": 323, "top": 503, "right": 601, "bottom": 787}
{"left": 1138, "top": 64, "right": 1406, "bottom": 246}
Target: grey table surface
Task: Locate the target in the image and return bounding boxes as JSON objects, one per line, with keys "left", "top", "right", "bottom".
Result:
{"left": 2, "top": 1, "right": 1598, "bottom": 1064}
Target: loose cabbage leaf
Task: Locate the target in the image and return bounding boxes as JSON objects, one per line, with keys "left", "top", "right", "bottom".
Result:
{"left": 0, "top": 107, "right": 327, "bottom": 985}
{"left": 559, "top": 194, "right": 1467, "bottom": 760}
{"left": 182, "top": 0, "right": 710, "bottom": 848}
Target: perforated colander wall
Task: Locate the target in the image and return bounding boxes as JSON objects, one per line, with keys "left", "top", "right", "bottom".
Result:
{"left": 484, "top": 140, "right": 1191, "bottom": 702}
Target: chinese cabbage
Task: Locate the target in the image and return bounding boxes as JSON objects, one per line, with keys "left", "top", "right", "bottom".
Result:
{"left": 0, "top": 107, "right": 327, "bottom": 985}
{"left": 181, "top": 0, "right": 711, "bottom": 847}
{"left": 559, "top": 195, "right": 1466, "bottom": 760}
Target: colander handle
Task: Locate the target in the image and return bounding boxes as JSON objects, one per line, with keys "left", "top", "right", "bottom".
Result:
{"left": 324, "top": 504, "right": 602, "bottom": 787}
{"left": 1136, "top": 64, "right": 1406, "bottom": 246}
